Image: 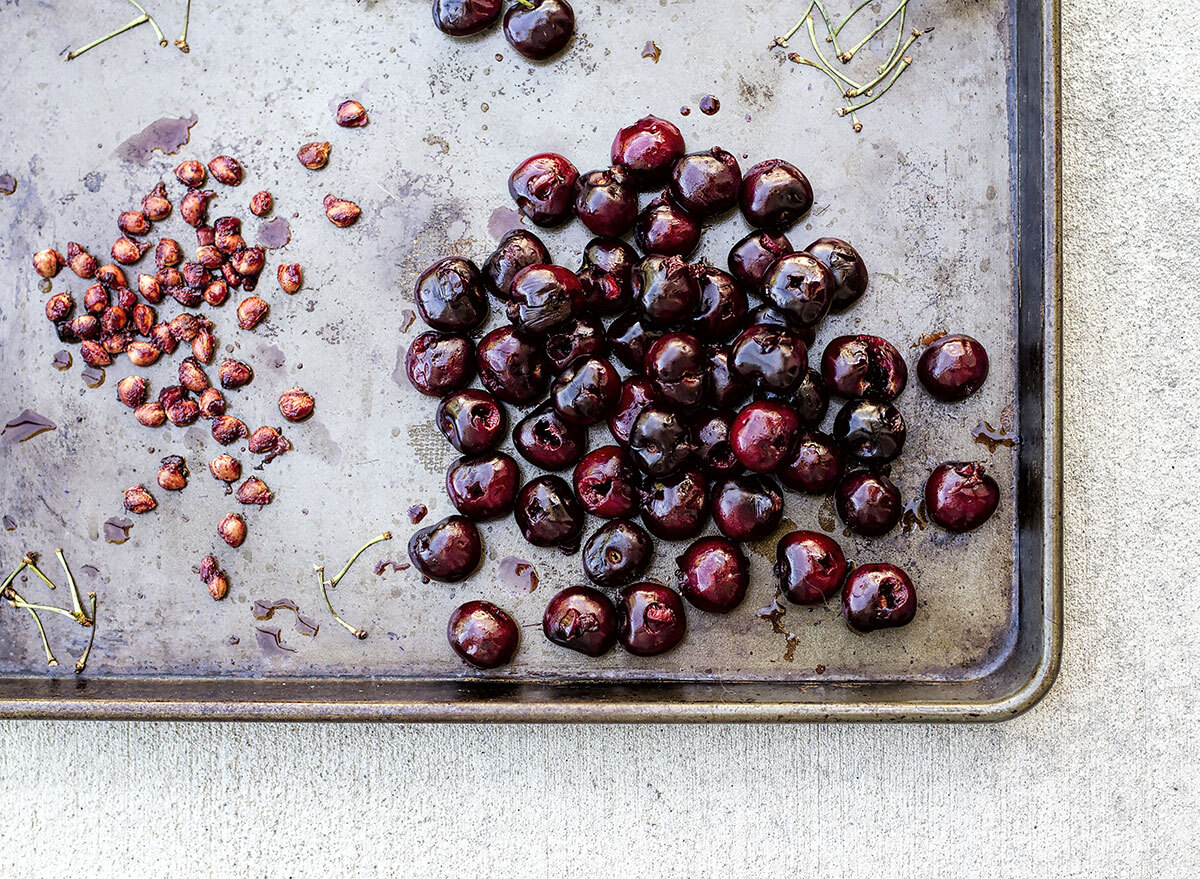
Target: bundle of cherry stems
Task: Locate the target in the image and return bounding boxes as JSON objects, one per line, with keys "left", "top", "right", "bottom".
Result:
{"left": 1, "top": 550, "right": 97, "bottom": 673}
{"left": 66, "top": 0, "right": 193, "bottom": 60}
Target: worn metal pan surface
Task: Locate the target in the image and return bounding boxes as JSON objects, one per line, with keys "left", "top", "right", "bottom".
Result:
{"left": 0, "top": 0, "right": 1060, "bottom": 720}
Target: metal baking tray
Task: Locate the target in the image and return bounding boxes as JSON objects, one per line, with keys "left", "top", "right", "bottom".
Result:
{"left": 0, "top": 0, "right": 1059, "bottom": 720}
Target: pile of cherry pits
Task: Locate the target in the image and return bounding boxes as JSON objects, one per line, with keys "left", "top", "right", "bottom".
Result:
{"left": 404, "top": 114, "right": 998, "bottom": 670}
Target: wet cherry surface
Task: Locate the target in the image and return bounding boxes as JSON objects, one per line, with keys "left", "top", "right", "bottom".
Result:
{"left": 435, "top": 389, "right": 507, "bottom": 454}
{"left": 542, "top": 585, "right": 618, "bottom": 657}
{"left": 617, "top": 582, "right": 687, "bottom": 656}
{"left": 675, "top": 536, "right": 749, "bottom": 613}
{"left": 711, "top": 474, "right": 784, "bottom": 541}
{"left": 573, "top": 445, "right": 640, "bottom": 518}
{"left": 448, "top": 600, "right": 519, "bottom": 668}
{"left": 514, "top": 403, "right": 587, "bottom": 470}
{"left": 776, "top": 530, "right": 847, "bottom": 605}
{"left": 842, "top": 564, "right": 917, "bottom": 632}
{"left": 514, "top": 474, "right": 584, "bottom": 548}
{"left": 924, "top": 462, "right": 1000, "bottom": 532}
{"left": 836, "top": 471, "right": 903, "bottom": 537}
{"left": 408, "top": 515, "right": 483, "bottom": 582}
{"left": 445, "top": 452, "right": 521, "bottom": 520}
{"left": 917, "top": 333, "right": 990, "bottom": 401}
{"left": 582, "top": 518, "right": 653, "bottom": 587}
{"left": 821, "top": 334, "right": 908, "bottom": 401}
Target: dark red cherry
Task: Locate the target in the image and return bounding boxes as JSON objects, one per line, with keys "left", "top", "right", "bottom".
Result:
{"left": 607, "top": 311, "right": 664, "bottom": 371}
{"left": 608, "top": 377, "right": 659, "bottom": 445}
{"left": 448, "top": 601, "right": 519, "bottom": 669}
{"left": 406, "top": 331, "right": 475, "bottom": 397}
{"left": 778, "top": 430, "right": 843, "bottom": 494}
{"left": 675, "top": 536, "right": 748, "bottom": 613}
{"left": 414, "top": 257, "right": 489, "bottom": 331}
{"left": 728, "top": 230, "right": 792, "bottom": 292}
{"left": 806, "top": 237, "right": 868, "bottom": 311}
{"left": 924, "top": 462, "right": 1000, "bottom": 533}
{"left": 645, "top": 332, "right": 706, "bottom": 407}
{"left": 821, "top": 334, "right": 908, "bottom": 401}
{"left": 578, "top": 237, "right": 637, "bottom": 314}
{"left": 482, "top": 229, "right": 551, "bottom": 301}
{"left": 730, "top": 400, "right": 800, "bottom": 472}
{"left": 842, "top": 564, "right": 916, "bottom": 632}
{"left": 632, "top": 254, "right": 700, "bottom": 327}
{"left": 730, "top": 324, "right": 808, "bottom": 393}
{"left": 431, "top": 0, "right": 501, "bottom": 36}
{"left": 446, "top": 452, "right": 520, "bottom": 520}
{"left": 514, "top": 475, "right": 583, "bottom": 548}
{"left": 639, "top": 467, "right": 708, "bottom": 540}
{"left": 407, "top": 515, "right": 482, "bottom": 582}
{"left": 551, "top": 356, "right": 621, "bottom": 425}
{"left": 690, "top": 267, "right": 747, "bottom": 341}
{"left": 542, "top": 585, "right": 618, "bottom": 657}
{"left": 743, "top": 303, "right": 816, "bottom": 349}
{"left": 669, "top": 147, "right": 741, "bottom": 217}
{"left": 502, "top": 0, "right": 575, "bottom": 60}
{"left": 573, "top": 445, "right": 639, "bottom": 518}
{"left": 545, "top": 316, "right": 607, "bottom": 372}
{"left": 836, "top": 471, "right": 902, "bottom": 536}
{"left": 610, "top": 116, "right": 686, "bottom": 187}
{"left": 435, "top": 388, "right": 507, "bottom": 454}
{"left": 618, "top": 583, "right": 687, "bottom": 655}
{"left": 689, "top": 408, "right": 741, "bottom": 476}
{"left": 711, "top": 473, "right": 784, "bottom": 541}
{"left": 513, "top": 403, "right": 586, "bottom": 470}
{"left": 582, "top": 519, "right": 652, "bottom": 587}
{"left": 739, "top": 159, "right": 813, "bottom": 228}
{"left": 508, "top": 152, "right": 579, "bottom": 226}
{"left": 476, "top": 325, "right": 547, "bottom": 404}
{"left": 705, "top": 346, "right": 749, "bottom": 409}
{"left": 634, "top": 193, "right": 701, "bottom": 257}
{"left": 761, "top": 252, "right": 835, "bottom": 328}
{"left": 629, "top": 405, "right": 694, "bottom": 476}
{"left": 507, "top": 264, "right": 583, "bottom": 335}
{"left": 575, "top": 166, "right": 638, "bottom": 237}
{"left": 776, "top": 530, "right": 847, "bottom": 605}
{"left": 917, "top": 334, "right": 990, "bottom": 401}
{"left": 833, "top": 399, "right": 907, "bottom": 464}
{"left": 791, "top": 367, "right": 830, "bottom": 425}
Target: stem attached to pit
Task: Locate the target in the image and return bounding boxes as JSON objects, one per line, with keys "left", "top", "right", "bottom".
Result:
{"left": 840, "top": 0, "right": 909, "bottom": 62}
{"left": 66, "top": 14, "right": 149, "bottom": 61}
{"left": 125, "top": 0, "right": 167, "bottom": 46}
{"left": 22, "top": 553, "right": 57, "bottom": 591}
{"left": 315, "top": 565, "right": 367, "bottom": 640}
{"left": 771, "top": 0, "right": 816, "bottom": 49}
{"left": 75, "top": 593, "right": 98, "bottom": 675}
{"left": 175, "top": 0, "right": 192, "bottom": 52}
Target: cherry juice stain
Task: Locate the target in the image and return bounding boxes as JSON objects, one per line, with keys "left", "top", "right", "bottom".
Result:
{"left": 103, "top": 517, "right": 134, "bottom": 544}
{"left": 53, "top": 350, "right": 73, "bottom": 370}
{"left": 1, "top": 410, "right": 57, "bottom": 443}
{"left": 82, "top": 366, "right": 105, "bottom": 388}
{"left": 255, "top": 626, "right": 298, "bottom": 657}
{"left": 817, "top": 495, "right": 837, "bottom": 532}
{"left": 400, "top": 308, "right": 416, "bottom": 333}
{"left": 757, "top": 593, "right": 800, "bottom": 663}
{"left": 699, "top": 95, "right": 720, "bottom": 115}
{"left": 113, "top": 112, "right": 199, "bottom": 166}
{"left": 641, "top": 40, "right": 661, "bottom": 62}
{"left": 2, "top": 515, "right": 16, "bottom": 531}
{"left": 679, "top": 106, "right": 691, "bottom": 116}
{"left": 913, "top": 329, "right": 948, "bottom": 348}
{"left": 499, "top": 556, "right": 538, "bottom": 593}
{"left": 407, "top": 503, "right": 428, "bottom": 524}
{"left": 374, "top": 559, "right": 410, "bottom": 575}
{"left": 0, "top": 173, "right": 16, "bottom": 195}
{"left": 251, "top": 598, "right": 319, "bottom": 637}
{"left": 487, "top": 206, "right": 523, "bottom": 240}
{"left": 257, "top": 217, "right": 291, "bottom": 249}
{"left": 901, "top": 498, "right": 928, "bottom": 533}
{"left": 972, "top": 420, "right": 1018, "bottom": 453}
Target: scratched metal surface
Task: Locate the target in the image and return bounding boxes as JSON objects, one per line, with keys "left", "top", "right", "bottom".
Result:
{"left": 0, "top": 0, "right": 1029, "bottom": 696}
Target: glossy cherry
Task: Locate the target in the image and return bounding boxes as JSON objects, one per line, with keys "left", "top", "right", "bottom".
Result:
{"left": 482, "top": 229, "right": 551, "bottom": 301}
{"left": 739, "top": 159, "right": 813, "bottom": 228}
{"left": 807, "top": 237, "right": 868, "bottom": 311}
{"left": 476, "top": 325, "right": 548, "bottom": 404}
{"left": 507, "top": 264, "right": 584, "bottom": 335}
{"left": 431, "top": 0, "right": 501, "bottom": 36}
{"left": 634, "top": 193, "right": 701, "bottom": 257}
{"left": 573, "top": 445, "right": 640, "bottom": 518}
{"left": 690, "top": 267, "right": 748, "bottom": 341}
{"left": 448, "top": 601, "right": 519, "bottom": 669}
{"left": 446, "top": 452, "right": 520, "bottom": 520}
{"left": 821, "top": 334, "right": 908, "bottom": 401}
{"left": 633, "top": 255, "right": 700, "bottom": 328}
{"left": 551, "top": 356, "right": 621, "bottom": 425}
{"left": 791, "top": 367, "right": 830, "bottom": 425}
{"left": 545, "top": 316, "right": 607, "bottom": 372}
{"left": 513, "top": 403, "right": 586, "bottom": 470}
{"left": 629, "top": 405, "right": 694, "bottom": 476}
{"left": 776, "top": 530, "right": 847, "bottom": 605}
{"left": 730, "top": 400, "right": 800, "bottom": 473}
{"left": 407, "top": 515, "right": 482, "bottom": 582}
{"left": 778, "top": 430, "right": 843, "bottom": 494}
{"left": 833, "top": 399, "right": 907, "bottom": 464}
{"left": 514, "top": 475, "right": 584, "bottom": 548}
{"left": 578, "top": 237, "right": 638, "bottom": 314}
{"left": 639, "top": 467, "right": 708, "bottom": 540}
{"left": 414, "top": 257, "right": 489, "bottom": 331}
{"left": 406, "top": 331, "right": 475, "bottom": 397}
{"left": 608, "top": 377, "right": 659, "bottom": 445}
{"left": 575, "top": 166, "right": 638, "bottom": 237}
{"left": 689, "top": 408, "right": 740, "bottom": 476}
{"left": 669, "top": 147, "right": 741, "bottom": 217}
{"left": 435, "top": 388, "right": 507, "bottom": 454}
{"left": 705, "top": 346, "right": 749, "bottom": 409}
{"left": 924, "top": 462, "right": 1000, "bottom": 532}
{"left": 730, "top": 324, "right": 808, "bottom": 393}
{"left": 842, "top": 564, "right": 916, "bottom": 632}
{"left": 917, "top": 334, "right": 990, "bottom": 401}
{"left": 761, "top": 252, "right": 835, "bottom": 328}
{"left": 542, "top": 585, "right": 618, "bottom": 657}
{"left": 644, "top": 332, "right": 706, "bottom": 407}
{"left": 618, "top": 583, "right": 687, "bottom": 655}
{"left": 583, "top": 519, "right": 653, "bottom": 588}
{"left": 711, "top": 474, "right": 784, "bottom": 541}
{"left": 610, "top": 116, "right": 686, "bottom": 187}
{"left": 675, "top": 536, "right": 749, "bottom": 613}
{"left": 502, "top": 0, "right": 575, "bottom": 60}
{"left": 728, "top": 230, "right": 792, "bottom": 292}
{"left": 836, "top": 471, "right": 902, "bottom": 536}
{"left": 508, "top": 152, "right": 579, "bottom": 226}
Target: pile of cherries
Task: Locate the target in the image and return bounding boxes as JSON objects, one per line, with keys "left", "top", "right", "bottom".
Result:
{"left": 404, "top": 114, "right": 999, "bottom": 670}
{"left": 431, "top": 0, "right": 575, "bottom": 62}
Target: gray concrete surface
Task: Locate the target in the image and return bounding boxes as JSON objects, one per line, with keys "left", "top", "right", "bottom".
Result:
{"left": 0, "top": 0, "right": 1198, "bottom": 876}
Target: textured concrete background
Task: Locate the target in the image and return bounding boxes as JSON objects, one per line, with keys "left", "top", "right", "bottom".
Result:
{"left": 1, "top": 0, "right": 1198, "bottom": 876}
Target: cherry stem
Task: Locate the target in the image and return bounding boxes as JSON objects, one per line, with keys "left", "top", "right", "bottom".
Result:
{"left": 125, "top": 0, "right": 167, "bottom": 46}
{"left": 4, "top": 585, "right": 58, "bottom": 666}
{"left": 5, "top": 593, "right": 82, "bottom": 622}
{"left": 771, "top": 1, "right": 815, "bottom": 48}
{"left": 21, "top": 553, "right": 57, "bottom": 591}
{"left": 66, "top": 14, "right": 148, "bottom": 61}
{"left": 847, "top": 29, "right": 918, "bottom": 96}
{"left": 328, "top": 531, "right": 392, "bottom": 589}
{"left": 75, "top": 593, "right": 98, "bottom": 675}
{"left": 840, "top": 55, "right": 913, "bottom": 114}
{"left": 806, "top": 16, "right": 861, "bottom": 91}
{"left": 879, "top": 5, "right": 908, "bottom": 73}
{"left": 831, "top": 0, "right": 875, "bottom": 37}
{"left": 175, "top": 0, "right": 191, "bottom": 52}
{"left": 56, "top": 548, "right": 88, "bottom": 622}
{"left": 810, "top": 0, "right": 844, "bottom": 57}
{"left": 315, "top": 565, "right": 366, "bottom": 640}
{"left": 841, "top": 0, "right": 909, "bottom": 62}
{"left": 1, "top": 561, "right": 28, "bottom": 594}
{"left": 513, "top": 0, "right": 535, "bottom": 8}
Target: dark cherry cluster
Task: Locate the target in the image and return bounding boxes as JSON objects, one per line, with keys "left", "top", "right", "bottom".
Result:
{"left": 404, "top": 116, "right": 1002, "bottom": 666}
{"left": 431, "top": 0, "right": 576, "bottom": 62}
